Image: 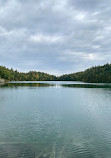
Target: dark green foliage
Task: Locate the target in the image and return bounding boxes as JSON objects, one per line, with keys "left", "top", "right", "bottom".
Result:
{"left": 58, "top": 63, "right": 111, "bottom": 83}
{"left": 0, "top": 66, "right": 56, "bottom": 81}
{"left": 81, "top": 63, "right": 111, "bottom": 83}
{"left": 57, "top": 72, "right": 83, "bottom": 81}
{"left": 0, "top": 63, "right": 111, "bottom": 82}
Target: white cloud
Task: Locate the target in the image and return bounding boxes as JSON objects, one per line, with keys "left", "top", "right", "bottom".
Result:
{"left": 92, "top": 45, "right": 101, "bottom": 49}
{"left": 0, "top": 26, "right": 26, "bottom": 38}
{"left": 94, "top": 35, "right": 104, "bottom": 41}
{"left": 63, "top": 50, "right": 104, "bottom": 62}
{"left": 75, "top": 12, "right": 86, "bottom": 21}
{"left": 29, "top": 34, "right": 63, "bottom": 43}
{"left": 84, "top": 53, "right": 96, "bottom": 60}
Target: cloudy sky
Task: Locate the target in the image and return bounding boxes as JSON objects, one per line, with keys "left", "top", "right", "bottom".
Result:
{"left": 0, "top": 0, "right": 111, "bottom": 75}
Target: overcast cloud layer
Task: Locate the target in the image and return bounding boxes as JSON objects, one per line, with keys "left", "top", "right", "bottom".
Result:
{"left": 0, "top": 0, "right": 111, "bottom": 75}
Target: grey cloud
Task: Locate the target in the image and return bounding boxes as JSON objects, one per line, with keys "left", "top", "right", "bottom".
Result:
{"left": 0, "top": 0, "right": 111, "bottom": 75}
{"left": 69, "top": 0, "right": 104, "bottom": 11}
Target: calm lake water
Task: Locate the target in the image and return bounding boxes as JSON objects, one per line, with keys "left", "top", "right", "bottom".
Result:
{"left": 0, "top": 81, "right": 111, "bottom": 158}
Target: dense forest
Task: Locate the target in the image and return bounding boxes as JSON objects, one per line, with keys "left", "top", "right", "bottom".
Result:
{"left": 0, "top": 63, "right": 111, "bottom": 83}
{"left": 0, "top": 66, "right": 56, "bottom": 81}
{"left": 58, "top": 63, "right": 111, "bottom": 83}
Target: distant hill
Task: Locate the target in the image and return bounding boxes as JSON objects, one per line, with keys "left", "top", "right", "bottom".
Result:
{"left": 58, "top": 63, "right": 111, "bottom": 83}
{"left": 0, "top": 66, "right": 56, "bottom": 81}
{"left": 0, "top": 63, "right": 111, "bottom": 83}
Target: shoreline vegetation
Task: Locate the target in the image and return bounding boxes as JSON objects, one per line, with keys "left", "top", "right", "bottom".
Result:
{"left": 0, "top": 63, "right": 111, "bottom": 83}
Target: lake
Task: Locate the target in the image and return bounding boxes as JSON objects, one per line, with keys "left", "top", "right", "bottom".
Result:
{"left": 0, "top": 81, "right": 111, "bottom": 158}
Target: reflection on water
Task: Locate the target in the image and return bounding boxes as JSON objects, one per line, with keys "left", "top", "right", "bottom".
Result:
{"left": 0, "top": 81, "right": 111, "bottom": 157}
{"left": 0, "top": 82, "right": 54, "bottom": 88}
{"left": 1, "top": 81, "right": 111, "bottom": 88}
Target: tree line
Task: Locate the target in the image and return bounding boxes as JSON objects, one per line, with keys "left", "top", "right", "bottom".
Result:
{"left": 0, "top": 66, "right": 56, "bottom": 81}
{"left": 0, "top": 63, "right": 111, "bottom": 83}
{"left": 58, "top": 63, "right": 111, "bottom": 83}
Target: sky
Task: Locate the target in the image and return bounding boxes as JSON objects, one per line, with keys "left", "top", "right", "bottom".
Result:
{"left": 0, "top": 0, "right": 111, "bottom": 75}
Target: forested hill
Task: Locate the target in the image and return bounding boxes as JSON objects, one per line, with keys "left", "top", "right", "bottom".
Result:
{"left": 0, "top": 63, "right": 111, "bottom": 82}
{"left": 82, "top": 63, "right": 111, "bottom": 83}
{"left": 58, "top": 63, "right": 111, "bottom": 83}
{"left": 0, "top": 66, "right": 56, "bottom": 81}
